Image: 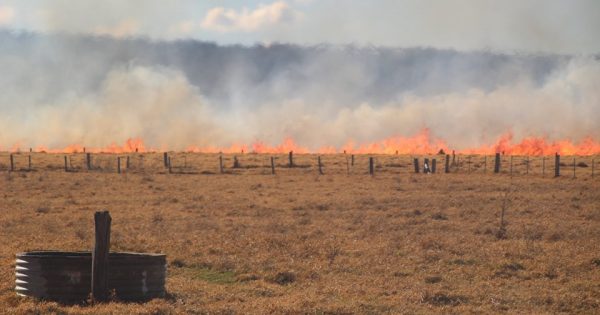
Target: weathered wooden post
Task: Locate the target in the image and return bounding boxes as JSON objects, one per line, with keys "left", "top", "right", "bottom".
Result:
{"left": 431, "top": 159, "right": 437, "bottom": 173}
{"left": 126, "top": 156, "right": 130, "bottom": 169}
{"left": 233, "top": 156, "right": 240, "bottom": 168}
{"left": 413, "top": 158, "right": 419, "bottom": 173}
{"left": 271, "top": 156, "right": 275, "bottom": 175}
{"left": 92, "top": 211, "right": 111, "bottom": 303}
{"left": 369, "top": 157, "right": 374, "bottom": 176}
{"left": 573, "top": 157, "right": 576, "bottom": 179}
{"left": 318, "top": 156, "right": 324, "bottom": 175}
{"left": 445, "top": 154, "right": 450, "bottom": 173}
{"left": 542, "top": 156, "right": 546, "bottom": 177}
{"left": 163, "top": 152, "right": 168, "bottom": 168}
{"left": 351, "top": 155, "right": 355, "bottom": 167}
{"left": 467, "top": 156, "right": 471, "bottom": 173}
{"left": 484, "top": 156, "right": 487, "bottom": 173}
{"left": 219, "top": 155, "right": 224, "bottom": 174}
{"left": 554, "top": 153, "right": 560, "bottom": 177}
{"left": 117, "top": 157, "right": 121, "bottom": 174}
{"left": 452, "top": 150, "right": 456, "bottom": 165}
{"left": 288, "top": 151, "right": 294, "bottom": 167}
{"left": 64, "top": 156, "right": 68, "bottom": 172}
{"left": 9, "top": 154, "right": 14, "bottom": 172}
{"left": 28, "top": 155, "right": 31, "bottom": 171}
{"left": 494, "top": 153, "right": 501, "bottom": 173}
{"left": 86, "top": 153, "right": 92, "bottom": 170}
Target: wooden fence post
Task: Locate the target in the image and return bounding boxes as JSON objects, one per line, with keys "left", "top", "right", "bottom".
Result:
{"left": 163, "top": 152, "right": 168, "bottom": 168}
{"left": 126, "top": 156, "right": 130, "bottom": 169}
{"left": 271, "top": 157, "right": 275, "bottom": 175}
{"left": 233, "top": 156, "right": 240, "bottom": 169}
{"left": 64, "top": 156, "right": 68, "bottom": 172}
{"left": 494, "top": 153, "right": 501, "bottom": 173}
{"left": 92, "top": 211, "right": 111, "bottom": 303}
{"left": 318, "top": 156, "right": 324, "bottom": 175}
{"left": 288, "top": 151, "right": 294, "bottom": 167}
{"left": 555, "top": 153, "right": 560, "bottom": 177}
{"left": 467, "top": 156, "right": 471, "bottom": 173}
{"left": 28, "top": 155, "right": 31, "bottom": 171}
{"left": 219, "top": 155, "right": 224, "bottom": 174}
{"left": 369, "top": 157, "right": 374, "bottom": 176}
{"left": 168, "top": 157, "right": 172, "bottom": 174}
{"left": 413, "top": 158, "right": 419, "bottom": 173}
{"left": 117, "top": 157, "right": 121, "bottom": 174}
{"left": 351, "top": 155, "right": 355, "bottom": 167}
{"left": 542, "top": 156, "right": 545, "bottom": 177}
{"left": 445, "top": 154, "right": 450, "bottom": 173}
{"left": 484, "top": 156, "right": 487, "bottom": 173}
{"left": 86, "top": 153, "right": 92, "bottom": 170}
{"left": 573, "top": 157, "right": 576, "bottom": 179}
{"left": 431, "top": 159, "right": 437, "bottom": 174}
{"left": 452, "top": 150, "right": 456, "bottom": 166}
{"left": 9, "top": 154, "right": 14, "bottom": 172}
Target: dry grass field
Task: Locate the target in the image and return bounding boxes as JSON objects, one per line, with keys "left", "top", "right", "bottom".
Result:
{"left": 0, "top": 152, "right": 599, "bottom": 314}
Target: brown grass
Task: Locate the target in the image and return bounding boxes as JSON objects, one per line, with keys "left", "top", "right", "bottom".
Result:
{"left": 0, "top": 152, "right": 599, "bottom": 314}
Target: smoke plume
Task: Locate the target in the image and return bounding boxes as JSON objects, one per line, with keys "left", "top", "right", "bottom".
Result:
{"left": 0, "top": 31, "right": 598, "bottom": 152}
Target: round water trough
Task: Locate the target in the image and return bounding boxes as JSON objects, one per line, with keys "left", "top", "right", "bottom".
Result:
{"left": 15, "top": 251, "right": 166, "bottom": 303}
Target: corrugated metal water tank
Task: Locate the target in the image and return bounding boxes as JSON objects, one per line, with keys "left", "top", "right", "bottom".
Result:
{"left": 15, "top": 251, "right": 166, "bottom": 303}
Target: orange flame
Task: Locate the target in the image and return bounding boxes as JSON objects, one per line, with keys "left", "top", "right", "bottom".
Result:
{"left": 4, "top": 132, "right": 600, "bottom": 155}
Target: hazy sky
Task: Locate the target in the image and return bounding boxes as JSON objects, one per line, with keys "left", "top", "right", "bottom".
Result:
{"left": 0, "top": 0, "right": 598, "bottom": 54}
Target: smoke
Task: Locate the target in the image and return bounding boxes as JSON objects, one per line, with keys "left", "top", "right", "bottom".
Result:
{"left": 0, "top": 31, "right": 598, "bottom": 151}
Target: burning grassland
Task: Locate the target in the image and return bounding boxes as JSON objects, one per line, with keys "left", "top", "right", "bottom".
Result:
{"left": 0, "top": 153, "right": 599, "bottom": 313}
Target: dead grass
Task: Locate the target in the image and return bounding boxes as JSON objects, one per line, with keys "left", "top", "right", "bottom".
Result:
{"left": 0, "top": 152, "right": 598, "bottom": 314}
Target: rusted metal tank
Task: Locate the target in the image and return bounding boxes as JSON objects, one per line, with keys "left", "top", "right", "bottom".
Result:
{"left": 15, "top": 251, "right": 166, "bottom": 303}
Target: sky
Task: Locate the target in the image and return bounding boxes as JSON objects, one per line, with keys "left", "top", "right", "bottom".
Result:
{"left": 0, "top": 0, "right": 599, "bottom": 54}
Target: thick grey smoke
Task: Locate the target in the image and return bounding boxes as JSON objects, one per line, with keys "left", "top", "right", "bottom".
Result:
{"left": 0, "top": 31, "right": 598, "bottom": 151}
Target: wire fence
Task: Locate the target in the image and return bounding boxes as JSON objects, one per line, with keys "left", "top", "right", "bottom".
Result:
{"left": 0, "top": 152, "right": 597, "bottom": 178}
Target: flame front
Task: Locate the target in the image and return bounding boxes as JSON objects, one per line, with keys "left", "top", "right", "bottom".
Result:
{"left": 4, "top": 131, "right": 600, "bottom": 155}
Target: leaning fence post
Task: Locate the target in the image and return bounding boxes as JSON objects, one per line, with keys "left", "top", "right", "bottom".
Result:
{"left": 288, "top": 151, "right": 294, "bottom": 167}
{"left": 64, "top": 156, "right": 68, "bottom": 172}
{"left": 413, "top": 158, "right": 419, "bottom": 174}
{"left": 555, "top": 153, "right": 560, "bottom": 177}
{"left": 271, "top": 157, "right": 275, "bottom": 175}
{"left": 92, "top": 211, "right": 111, "bottom": 303}
{"left": 445, "top": 154, "right": 450, "bottom": 173}
{"left": 369, "top": 157, "right": 374, "bottom": 176}
{"left": 9, "top": 154, "right": 14, "bottom": 172}
{"left": 431, "top": 159, "right": 437, "bottom": 174}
